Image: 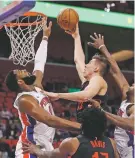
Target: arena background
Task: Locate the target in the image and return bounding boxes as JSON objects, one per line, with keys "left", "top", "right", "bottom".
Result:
{"left": 0, "top": 1, "right": 134, "bottom": 157}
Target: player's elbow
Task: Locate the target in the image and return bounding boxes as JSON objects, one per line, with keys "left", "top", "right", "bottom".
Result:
{"left": 78, "top": 94, "right": 91, "bottom": 102}
{"left": 127, "top": 122, "right": 134, "bottom": 131}
{"left": 31, "top": 108, "right": 51, "bottom": 126}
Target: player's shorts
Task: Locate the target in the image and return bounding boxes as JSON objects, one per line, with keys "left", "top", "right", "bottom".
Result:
{"left": 15, "top": 135, "right": 54, "bottom": 158}
{"left": 117, "top": 145, "right": 134, "bottom": 158}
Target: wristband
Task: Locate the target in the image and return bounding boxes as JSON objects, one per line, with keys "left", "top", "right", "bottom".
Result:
{"left": 99, "top": 107, "right": 105, "bottom": 112}
{"left": 43, "top": 36, "right": 48, "bottom": 41}
{"left": 99, "top": 45, "right": 105, "bottom": 50}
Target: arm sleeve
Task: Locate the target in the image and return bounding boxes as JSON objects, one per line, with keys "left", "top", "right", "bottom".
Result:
{"left": 33, "top": 40, "right": 48, "bottom": 73}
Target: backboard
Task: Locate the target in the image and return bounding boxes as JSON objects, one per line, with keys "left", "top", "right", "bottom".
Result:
{"left": 0, "top": 0, "right": 36, "bottom": 27}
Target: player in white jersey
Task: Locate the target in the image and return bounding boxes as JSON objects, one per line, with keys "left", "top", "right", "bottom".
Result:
{"left": 88, "top": 33, "right": 134, "bottom": 158}
{"left": 5, "top": 20, "right": 81, "bottom": 158}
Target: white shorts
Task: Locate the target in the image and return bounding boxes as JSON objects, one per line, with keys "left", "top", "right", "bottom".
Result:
{"left": 117, "top": 145, "right": 134, "bottom": 158}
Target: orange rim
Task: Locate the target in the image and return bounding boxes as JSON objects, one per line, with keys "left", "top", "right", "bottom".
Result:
{"left": 4, "top": 11, "right": 47, "bottom": 27}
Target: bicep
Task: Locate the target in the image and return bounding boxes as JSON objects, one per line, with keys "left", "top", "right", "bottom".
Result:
{"left": 18, "top": 95, "right": 49, "bottom": 122}
{"left": 85, "top": 77, "right": 103, "bottom": 98}
{"left": 48, "top": 139, "right": 72, "bottom": 158}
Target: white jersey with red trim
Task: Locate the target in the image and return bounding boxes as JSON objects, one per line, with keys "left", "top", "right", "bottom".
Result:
{"left": 13, "top": 88, "right": 55, "bottom": 158}
{"left": 114, "top": 100, "right": 134, "bottom": 158}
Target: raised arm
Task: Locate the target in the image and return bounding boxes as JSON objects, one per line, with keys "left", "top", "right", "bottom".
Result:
{"left": 33, "top": 21, "right": 52, "bottom": 89}
{"left": 67, "top": 24, "right": 85, "bottom": 83}
{"left": 88, "top": 33, "right": 130, "bottom": 100}
{"left": 17, "top": 95, "right": 81, "bottom": 131}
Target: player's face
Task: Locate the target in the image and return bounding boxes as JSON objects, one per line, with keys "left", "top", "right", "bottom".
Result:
{"left": 14, "top": 69, "right": 36, "bottom": 85}
{"left": 83, "top": 59, "right": 98, "bottom": 78}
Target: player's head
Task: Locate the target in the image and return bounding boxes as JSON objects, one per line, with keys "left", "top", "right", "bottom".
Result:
{"left": 126, "top": 83, "right": 134, "bottom": 99}
{"left": 80, "top": 107, "right": 107, "bottom": 139}
{"left": 83, "top": 54, "right": 110, "bottom": 79}
{"left": 5, "top": 70, "right": 36, "bottom": 92}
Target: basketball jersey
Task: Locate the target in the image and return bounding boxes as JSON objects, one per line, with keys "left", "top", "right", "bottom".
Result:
{"left": 13, "top": 88, "right": 56, "bottom": 157}
{"left": 72, "top": 135, "right": 114, "bottom": 158}
{"left": 114, "top": 100, "right": 134, "bottom": 157}
{"left": 77, "top": 81, "right": 108, "bottom": 122}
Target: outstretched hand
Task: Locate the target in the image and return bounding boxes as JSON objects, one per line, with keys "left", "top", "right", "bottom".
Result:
{"left": 43, "top": 20, "right": 52, "bottom": 38}
{"left": 41, "top": 91, "right": 59, "bottom": 101}
{"left": 65, "top": 23, "right": 80, "bottom": 39}
{"left": 88, "top": 33, "right": 105, "bottom": 49}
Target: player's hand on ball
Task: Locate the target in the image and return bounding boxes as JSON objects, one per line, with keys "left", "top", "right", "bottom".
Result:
{"left": 88, "top": 33, "right": 104, "bottom": 49}
{"left": 43, "top": 21, "right": 52, "bottom": 38}
{"left": 65, "top": 23, "right": 80, "bottom": 39}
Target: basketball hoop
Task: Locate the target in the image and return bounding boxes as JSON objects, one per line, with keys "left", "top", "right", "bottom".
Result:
{"left": 4, "top": 12, "right": 47, "bottom": 66}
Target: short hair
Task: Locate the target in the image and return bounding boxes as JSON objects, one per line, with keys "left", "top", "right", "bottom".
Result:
{"left": 92, "top": 54, "right": 110, "bottom": 76}
{"left": 80, "top": 107, "right": 107, "bottom": 139}
{"left": 5, "top": 70, "right": 19, "bottom": 92}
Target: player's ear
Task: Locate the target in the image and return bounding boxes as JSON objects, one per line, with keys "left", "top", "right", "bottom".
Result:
{"left": 17, "top": 79, "right": 25, "bottom": 86}
{"left": 94, "top": 66, "right": 99, "bottom": 72}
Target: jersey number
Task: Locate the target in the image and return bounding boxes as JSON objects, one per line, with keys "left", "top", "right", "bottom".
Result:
{"left": 92, "top": 152, "right": 108, "bottom": 158}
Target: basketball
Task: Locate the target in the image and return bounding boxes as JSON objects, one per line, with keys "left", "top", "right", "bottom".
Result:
{"left": 57, "top": 8, "right": 79, "bottom": 33}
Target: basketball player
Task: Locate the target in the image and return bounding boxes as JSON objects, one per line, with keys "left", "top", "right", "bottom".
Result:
{"left": 88, "top": 33, "right": 134, "bottom": 158}
{"left": 43, "top": 24, "right": 110, "bottom": 121}
{"left": 22, "top": 107, "right": 119, "bottom": 158}
{"left": 5, "top": 21, "right": 81, "bottom": 158}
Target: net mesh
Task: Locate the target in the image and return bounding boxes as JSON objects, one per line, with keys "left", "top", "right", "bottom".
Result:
{"left": 4, "top": 13, "right": 46, "bottom": 66}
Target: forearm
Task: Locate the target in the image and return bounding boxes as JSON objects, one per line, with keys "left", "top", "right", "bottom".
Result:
{"left": 46, "top": 115, "right": 81, "bottom": 132}
{"left": 104, "top": 110, "right": 134, "bottom": 130}
{"left": 33, "top": 39, "right": 48, "bottom": 73}
{"left": 100, "top": 46, "right": 120, "bottom": 74}
{"left": 58, "top": 91, "right": 90, "bottom": 102}
{"left": 74, "top": 36, "right": 85, "bottom": 63}
{"left": 32, "top": 147, "right": 50, "bottom": 158}
{"left": 30, "top": 105, "right": 81, "bottom": 132}
{"left": 99, "top": 45, "right": 129, "bottom": 94}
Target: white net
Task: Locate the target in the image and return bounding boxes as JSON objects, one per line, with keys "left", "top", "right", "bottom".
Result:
{"left": 4, "top": 13, "right": 46, "bottom": 66}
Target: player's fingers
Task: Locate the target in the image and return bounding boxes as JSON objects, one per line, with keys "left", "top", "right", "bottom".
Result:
{"left": 98, "top": 34, "right": 101, "bottom": 39}
{"left": 22, "top": 142, "right": 30, "bottom": 147}
{"left": 94, "top": 32, "right": 98, "bottom": 39}
{"left": 90, "top": 35, "right": 96, "bottom": 41}
{"left": 102, "top": 36, "right": 104, "bottom": 40}
{"left": 65, "top": 30, "right": 72, "bottom": 35}
{"left": 88, "top": 104, "right": 92, "bottom": 108}
{"left": 87, "top": 42, "right": 94, "bottom": 46}
{"left": 48, "top": 21, "right": 52, "bottom": 29}
{"left": 22, "top": 149, "right": 30, "bottom": 154}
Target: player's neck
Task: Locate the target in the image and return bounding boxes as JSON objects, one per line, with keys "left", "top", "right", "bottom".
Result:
{"left": 87, "top": 73, "right": 101, "bottom": 80}
{"left": 21, "top": 85, "right": 35, "bottom": 92}
{"left": 127, "top": 95, "right": 134, "bottom": 103}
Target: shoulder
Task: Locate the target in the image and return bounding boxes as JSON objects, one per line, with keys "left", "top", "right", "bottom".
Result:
{"left": 89, "top": 76, "right": 107, "bottom": 88}
{"left": 16, "top": 94, "right": 38, "bottom": 112}
{"left": 18, "top": 94, "right": 37, "bottom": 103}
